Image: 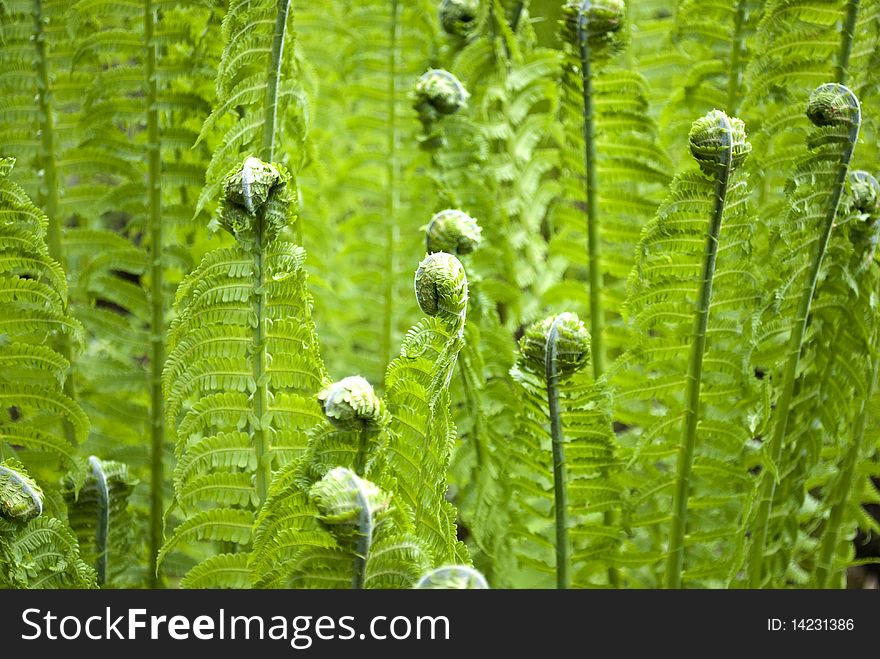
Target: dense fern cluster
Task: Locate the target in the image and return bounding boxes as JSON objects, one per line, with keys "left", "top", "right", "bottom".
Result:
{"left": 0, "top": 0, "right": 878, "bottom": 589}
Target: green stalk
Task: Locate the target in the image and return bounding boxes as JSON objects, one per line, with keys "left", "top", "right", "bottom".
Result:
{"left": 747, "top": 98, "right": 861, "bottom": 588}
{"left": 545, "top": 319, "right": 569, "bottom": 589}
{"left": 144, "top": 1, "right": 165, "bottom": 589}
{"left": 576, "top": 11, "right": 619, "bottom": 586}
{"left": 260, "top": 0, "right": 291, "bottom": 163}
{"left": 354, "top": 426, "right": 369, "bottom": 476}
{"left": 726, "top": 0, "right": 747, "bottom": 115}
{"left": 382, "top": 0, "right": 400, "bottom": 371}
{"left": 815, "top": 356, "right": 878, "bottom": 588}
{"left": 89, "top": 456, "right": 109, "bottom": 587}
{"left": 835, "top": 0, "right": 860, "bottom": 85}
{"left": 33, "top": 0, "right": 77, "bottom": 445}
{"left": 664, "top": 115, "right": 734, "bottom": 590}
{"left": 351, "top": 481, "right": 374, "bottom": 590}
{"left": 251, "top": 209, "right": 271, "bottom": 506}
{"left": 576, "top": 14, "right": 605, "bottom": 381}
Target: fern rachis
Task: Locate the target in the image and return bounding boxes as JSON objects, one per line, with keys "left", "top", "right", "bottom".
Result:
{"left": 665, "top": 110, "right": 751, "bottom": 589}
{"left": 747, "top": 84, "right": 863, "bottom": 587}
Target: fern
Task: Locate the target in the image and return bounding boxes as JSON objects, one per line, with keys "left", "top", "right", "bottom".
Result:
{"left": 383, "top": 252, "right": 470, "bottom": 565}
{"left": 63, "top": 456, "right": 137, "bottom": 587}
{"left": 196, "top": 0, "right": 305, "bottom": 219}
{"left": 69, "top": 0, "right": 221, "bottom": 587}
{"left": 0, "top": 158, "right": 87, "bottom": 476}
{"left": 160, "top": 157, "right": 327, "bottom": 587}
{"left": 551, "top": 0, "right": 672, "bottom": 369}
{"left": 747, "top": 84, "right": 863, "bottom": 586}
{"left": 250, "top": 377, "right": 429, "bottom": 588}
{"left": 617, "top": 110, "right": 757, "bottom": 588}
{"left": 502, "top": 312, "right": 620, "bottom": 588}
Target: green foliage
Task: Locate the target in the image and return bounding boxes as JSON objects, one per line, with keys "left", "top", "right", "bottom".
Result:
{"left": 63, "top": 456, "right": 137, "bottom": 587}
{"left": 0, "top": 0, "right": 879, "bottom": 592}
{"left": 160, "top": 156, "right": 327, "bottom": 587}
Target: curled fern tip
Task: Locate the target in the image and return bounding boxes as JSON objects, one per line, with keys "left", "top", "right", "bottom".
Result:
{"left": 309, "top": 468, "right": 391, "bottom": 527}
{"left": 520, "top": 313, "right": 591, "bottom": 378}
{"left": 806, "top": 83, "right": 860, "bottom": 128}
{"left": 426, "top": 209, "right": 482, "bottom": 255}
{"left": 440, "top": 0, "right": 480, "bottom": 38}
{"left": 689, "top": 110, "right": 751, "bottom": 176}
{"left": 414, "top": 69, "right": 470, "bottom": 118}
{"left": 414, "top": 252, "right": 468, "bottom": 319}
{"left": 414, "top": 565, "right": 490, "bottom": 589}
{"left": 318, "top": 376, "right": 387, "bottom": 430}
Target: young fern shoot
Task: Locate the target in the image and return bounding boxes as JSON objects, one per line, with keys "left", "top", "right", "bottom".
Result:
{"left": 160, "top": 157, "right": 326, "bottom": 588}
{"left": 506, "top": 313, "right": 620, "bottom": 588}
{"left": 748, "top": 84, "right": 862, "bottom": 587}
{"left": 619, "top": 110, "right": 756, "bottom": 588}
{"left": 249, "top": 377, "right": 429, "bottom": 589}
{"left": 665, "top": 110, "right": 752, "bottom": 589}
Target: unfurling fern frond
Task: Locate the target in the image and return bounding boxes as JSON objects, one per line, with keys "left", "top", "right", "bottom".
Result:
{"left": 748, "top": 84, "right": 863, "bottom": 587}
{"left": 196, "top": 0, "right": 305, "bottom": 218}
{"left": 784, "top": 170, "right": 880, "bottom": 588}
{"left": 618, "top": 110, "right": 757, "bottom": 588}
{"left": 0, "top": 459, "right": 96, "bottom": 588}
{"left": 161, "top": 157, "right": 327, "bottom": 587}
{"left": 63, "top": 456, "right": 137, "bottom": 587}
{"left": 551, "top": 0, "right": 672, "bottom": 376}
{"left": 500, "top": 313, "right": 620, "bottom": 588}
{"left": 383, "top": 253, "right": 470, "bottom": 566}
{"left": 744, "top": 0, "right": 880, "bottom": 206}
{"left": 249, "top": 377, "right": 428, "bottom": 589}
{"left": 0, "top": 158, "right": 87, "bottom": 476}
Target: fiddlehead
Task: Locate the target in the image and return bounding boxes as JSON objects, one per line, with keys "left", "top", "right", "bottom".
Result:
{"left": 426, "top": 209, "right": 483, "bottom": 255}
{"left": 414, "top": 565, "right": 489, "bottom": 588}
{"left": 249, "top": 376, "right": 428, "bottom": 589}
{"left": 161, "top": 156, "right": 327, "bottom": 588}
{"left": 748, "top": 84, "right": 862, "bottom": 587}
{"left": 0, "top": 460, "right": 44, "bottom": 523}
{"left": 503, "top": 312, "right": 620, "bottom": 588}
{"left": 414, "top": 69, "right": 471, "bottom": 149}
{"left": 440, "top": 0, "right": 482, "bottom": 40}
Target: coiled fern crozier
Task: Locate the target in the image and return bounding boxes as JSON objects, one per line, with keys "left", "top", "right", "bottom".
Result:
{"left": 619, "top": 110, "right": 756, "bottom": 588}
{"left": 504, "top": 313, "right": 619, "bottom": 588}
{"left": 748, "top": 84, "right": 863, "bottom": 586}
{"left": 250, "top": 377, "right": 429, "bottom": 588}
{"left": 160, "top": 157, "right": 326, "bottom": 588}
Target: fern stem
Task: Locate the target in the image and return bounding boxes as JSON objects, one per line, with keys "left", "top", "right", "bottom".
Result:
{"left": 32, "top": 0, "right": 77, "bottom": 447}
{"left": 835, "top": 0, "right": 860, "bottom": 85}
{"left": 382, "top": 0, "right": 401, "bottom": 372}
{"left": 89, "top": 456, "right": 109, "bottom": 587}
{"left": 726, "top": 0, "right": 747, "bottom": 114}
{"left": 144, "top": 0, "right": 165, "bottom": 589}
{"left": 509, "top": 1, "right": 525, "bottom": 32}
{"left": 354, "top": 426, "right": 369, "bottom": 476}
{"left": 251, "top": 210, "right": 271, "bottom": 506}
{"left": 576, "top": 14, "right": 605, "bottom": 381}
{"left": 545, "top": 318, "right": 570, "bottom": 589}
{"left": 814, "top": 355, "right": 878, "bottom": 588}
{"left": 747, "top": 99, "right": 861, "bottom": 588}
{"left": 576, "top": 12, "right": 619, "bottom": 587}
{"left": 352, "top": 482, "right": 374, "bottom": 590}
{"left": 664, "top": 115, "right": 734, "bottom": 590}
{"left": 260, "top": 0, "right": 291, "bottom": 162}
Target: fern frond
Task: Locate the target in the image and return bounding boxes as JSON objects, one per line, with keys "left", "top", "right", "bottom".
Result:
{"left": 161, "top": 157, "right": 326, "bottom": 587}
{"left": 63, "top": 456, "right": 137, "bottom": 587}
